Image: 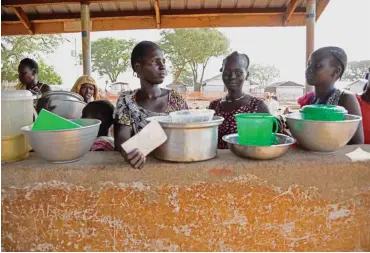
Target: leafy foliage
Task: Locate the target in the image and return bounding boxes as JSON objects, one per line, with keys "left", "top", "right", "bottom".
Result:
{"left": 160, "top": 29, "right": 230, "bottom": 91}
{"left": 90, "top": 38, "right": 136, "bottom": 83}
{"left": 342, "top": 60, "right": 370, "bottom": 81}
{"left": 249, "top": 64, "right": 280, "bottom": 86}
{"left": 1, "top": 35, "right": 64, "bottom": 82}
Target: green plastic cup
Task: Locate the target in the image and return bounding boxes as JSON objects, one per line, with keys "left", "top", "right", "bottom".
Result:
{"left": 300, "top": 104, "right": 347, "bottom": 121}
{"left": 235, "top": 113, "right": 279, "bottom": 146}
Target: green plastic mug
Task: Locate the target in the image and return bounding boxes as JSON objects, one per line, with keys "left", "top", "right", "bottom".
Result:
{"left": 235, "top": 113, "right": 279, "bottom": 146}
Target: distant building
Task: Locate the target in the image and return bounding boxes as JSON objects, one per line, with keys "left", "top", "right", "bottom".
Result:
{"left": 201, "top": 74, "right": 260, "bottom": 93}
{"left": 264, "top": 81, "right": 304, "bottom": 101}
{"left": 106, "top": 82, "right": 130, "bottom": 95}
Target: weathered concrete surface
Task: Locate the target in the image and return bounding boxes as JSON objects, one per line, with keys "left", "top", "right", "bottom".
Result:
{"left": 2, "top": 146, "right": 370, "bottom": 251}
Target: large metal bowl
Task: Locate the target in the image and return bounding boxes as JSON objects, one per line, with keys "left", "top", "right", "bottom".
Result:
{"left": 147, "top": 116, "right": 224, "bottom": 162}
{"left": 286, "top": 112, "right": 362, "bottom": 153}
{"left": 21, "top": 119, "right": 101, "bottom": 163}
{"left": 223, "top": 133, "right": 295, "bottom": 160}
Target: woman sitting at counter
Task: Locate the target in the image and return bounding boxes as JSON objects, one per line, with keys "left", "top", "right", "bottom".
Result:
{"left": 114, "top": 41, "right": 188, "bottom": 169}
{"left": 299, "top": 46, "right": 364, "bottom": 144}
{"left": 16, "top": 58, "right": 51, "bottom": 95}
{"left": 71, "top": 75, "right": 104, "bottom": 103}
{"left": 208, "top": 51, "right": 271, "bottom": 149}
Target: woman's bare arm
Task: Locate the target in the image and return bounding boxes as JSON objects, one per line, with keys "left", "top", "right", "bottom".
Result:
{"left": 339, "top": 91, "right": 364, "bottom": 144}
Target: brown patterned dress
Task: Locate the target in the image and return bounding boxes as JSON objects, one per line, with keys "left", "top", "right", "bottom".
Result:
{"left": 209, "top": 97, "right": 263, "bottom": 149}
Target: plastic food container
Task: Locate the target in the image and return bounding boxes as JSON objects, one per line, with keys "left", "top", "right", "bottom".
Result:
{"left": 300, "top": 104, "right": 347, "bottom": 121}
{"left": 169, "top": 109, "right": 215, "bottom": 123}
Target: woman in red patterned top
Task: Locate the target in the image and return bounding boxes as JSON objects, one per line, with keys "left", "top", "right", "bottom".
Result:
{"left": 208, "top": 51, "right": 270, "bottom": 149}
{"left": 356, "top": 81, "right": 370, "bottom": 144}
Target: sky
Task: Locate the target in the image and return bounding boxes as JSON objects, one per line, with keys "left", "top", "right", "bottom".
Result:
{"left": 45, "top": 0, "right": 370, "bottom": 90}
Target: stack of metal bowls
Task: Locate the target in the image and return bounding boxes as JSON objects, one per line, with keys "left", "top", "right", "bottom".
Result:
{"left": 286, "top": 112, "right": 362, "bottom": 153}
{"left": 36, "top": 91, "right": 86, "bottom": 119}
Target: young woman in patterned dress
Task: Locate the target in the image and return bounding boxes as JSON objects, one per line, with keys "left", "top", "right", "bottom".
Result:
{"left": 301, "top": 46, "right": 364, "bottom": 144}
{"left": 208, "top": 51, "right": 271, "bottom": 149}
{"left": 114, "top": 41, "right": 188, "bottom": 169}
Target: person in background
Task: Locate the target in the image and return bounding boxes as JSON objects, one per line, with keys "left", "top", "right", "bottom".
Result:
{"left": 71, "top": 75, "right": 104, "bottom": 103}
{"left": 356, "top": 81, "right": 370, "bottom": 144}
{"left": 299, "top": 46, "right": 363, "bottom": 144}
{"left": 208, "top": 51, "right": 272, "bottom": 149}
{"left": 16, "top": 58, "right": 51, "bottom": 95}
{"left": 364, "top": 67, "right": 369, "bottom": 81}
{"left": 114, "top": 41, "right": 188, "bottom": 168}
{"left": 82, "top": 100, "right": 115, "bottom": 151}
{"left": 265, "top": 93, "right": 280, "bottom": 116}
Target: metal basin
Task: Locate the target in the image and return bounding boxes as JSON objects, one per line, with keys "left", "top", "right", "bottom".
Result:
{"left": 147, "top": 116, "right": 224, "bottom": 162}
{"left": 286, "top": 112, "right": 362, "bottom": 153}
{"left": 21, "top": 119, "right": 101, "bottom": 163}
{"left": 36, "top": 91, "right": 86, "bottom": 119}
{"left": 223, "top": 133, "right": 295, "bottom": 160}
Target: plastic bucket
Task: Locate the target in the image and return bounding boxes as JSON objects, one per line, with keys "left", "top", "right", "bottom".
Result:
{"left": 1, "top": 133, "right": 31, "bottom": 163}
{"left": 236, "top": 113, "right": 278, "bottom": 146}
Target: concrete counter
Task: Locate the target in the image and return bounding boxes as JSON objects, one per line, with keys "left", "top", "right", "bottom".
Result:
{"left": 2, "top": 146, "right": 370, "bottom": 251}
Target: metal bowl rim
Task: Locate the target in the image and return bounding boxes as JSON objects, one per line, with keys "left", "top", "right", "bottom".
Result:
{"left": 21, "top": 119, "right": 101, "bottom": 133}
{"left": 147, "top": 116, "right": 225, "bottom": 128}
{"left": 40, "top": 91, "right": 84, "bottom": 102}
{"left": 286, "top": 113, "right": 362, "bottom": 123}
{"left": 222, "top": 133, "right": 296, "bottom": 147}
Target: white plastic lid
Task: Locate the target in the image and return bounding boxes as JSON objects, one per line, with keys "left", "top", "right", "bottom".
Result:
{"left": 1, "top": 90, "right": 36, "bottom": 101}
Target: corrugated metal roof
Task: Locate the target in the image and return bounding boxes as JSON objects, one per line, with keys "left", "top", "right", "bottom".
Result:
{"left": 1, "top": 0, "right": 330, "bottom": 35}
{"left": 1, "top": 0, "right": 312, "bottom": 16}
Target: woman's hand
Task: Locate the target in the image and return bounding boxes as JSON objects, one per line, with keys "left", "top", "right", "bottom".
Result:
{"left": 121, "top": 148, "right": 146, "bottom": 169}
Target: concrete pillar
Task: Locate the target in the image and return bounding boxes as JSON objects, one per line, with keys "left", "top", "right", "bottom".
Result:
{"left": 305, "top": 0, "right": 316, "bottom": 93}
{"left": 81, "top": 2, "right": 91, "bottom": 76}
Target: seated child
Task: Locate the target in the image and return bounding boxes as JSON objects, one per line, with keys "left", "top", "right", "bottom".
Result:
{"left": 82, "top": 100, "right": 115, "bottom": 151}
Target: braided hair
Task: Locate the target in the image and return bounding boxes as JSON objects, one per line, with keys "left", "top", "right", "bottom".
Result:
{"left": 220, "top": 51, "right": 250, "bottom": 73}
{"left": 315, "top": 46, "right": 347, "bottom": 79}
{"left": 131, "top": 41, "right": 161, "bottom": 72}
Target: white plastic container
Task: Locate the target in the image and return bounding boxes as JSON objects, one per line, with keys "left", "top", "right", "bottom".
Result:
{"left": 1, "top": 90, "right": 35, "bottom": 162}
{"left": 169, "top": 109, "right": 215, "bottom": 123}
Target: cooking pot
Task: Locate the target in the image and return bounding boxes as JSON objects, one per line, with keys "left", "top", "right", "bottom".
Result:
{"left": 147, "top": 116, "right": 224, "bottom": 162}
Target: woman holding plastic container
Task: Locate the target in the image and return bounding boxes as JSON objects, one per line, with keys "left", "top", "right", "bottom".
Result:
{"left": 208, "top": 51, "right": 274, "bottom": 149}
{"left": 114, "top": 41, "right": 188, "bottom": 169}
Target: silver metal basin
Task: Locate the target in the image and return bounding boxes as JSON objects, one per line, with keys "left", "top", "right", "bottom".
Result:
{"left": 36, "top": 91, "right": 86, "bottom": 119}
{"left": 223, "top": 133, "right": 295, "bottom": 160}
{"left": 147, "top": 116, "right": 224, "bottom": 162}
{"left": 21, "top": 119, "right": 101, "bottom": 163}
{"left": 286, "top": 112, "right": 362, "bottom": 153}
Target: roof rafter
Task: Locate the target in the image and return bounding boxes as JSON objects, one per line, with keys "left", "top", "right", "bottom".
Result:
{"left": 154, "top": 0, "right": 160, "bottom": 29}
{"left": 11, "top": 7, "right": 34, "bottom": 34}
{"left": 283, "top": 0, "right": 299, "bottom": 26}
{"left": 316, "top": 0, "right": 330, "bottom": 21}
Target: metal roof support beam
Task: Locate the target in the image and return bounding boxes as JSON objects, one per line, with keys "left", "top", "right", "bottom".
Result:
{"left": 11, "top": 7, "right": 33, "bottom": 34}
{"left": 283, "top": 0, "right": 299, "bottom": 26}
{"left": 154, "top": 0, "right": 161, "bottom": 29}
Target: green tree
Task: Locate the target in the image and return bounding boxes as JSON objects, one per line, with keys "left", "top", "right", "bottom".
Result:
{"left": 160, "top": 29, "right": 230, "bottom": 91}
{"left": 90, "top": 38, "right": 136, "bottom": 83}
{"left": 342, "top": 60, "right": 370, "bottom": 81}
{"left": 249, "top": 64, "right": 280, "bottom": 86}
{"left": 1, "top": 35, "right": 64, "bottom": 82}
{"left": 38, "top": 60, "right": 62, "bottom": 85}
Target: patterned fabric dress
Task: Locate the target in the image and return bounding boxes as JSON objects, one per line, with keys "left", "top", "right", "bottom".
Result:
{"left": 114, "top": 89, "right": 188, "bottom": 135}
{"left": 209, "top": 97, "right": 263, "bottom": 149}
{"left": 298, "top": 89, "right": 344, "bottom": 108}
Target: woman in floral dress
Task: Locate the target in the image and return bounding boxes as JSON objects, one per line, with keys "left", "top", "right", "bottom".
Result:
{"left": 114, "top": 41, "right": 188, "bottom": 169}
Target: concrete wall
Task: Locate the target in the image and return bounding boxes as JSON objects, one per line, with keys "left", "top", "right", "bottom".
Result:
{"left": 2, "top": 147, "right": 370, "bottom": 251}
